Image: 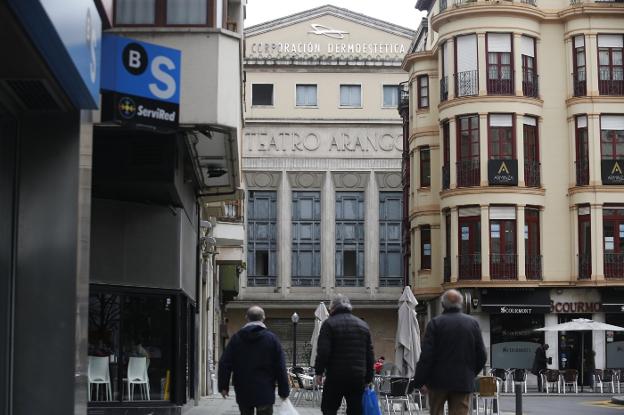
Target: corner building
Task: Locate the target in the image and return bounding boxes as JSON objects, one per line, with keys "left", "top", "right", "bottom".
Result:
{"left": 228, "top": 5, "right": 415, "bottom": 362}
{"left": 403, "top": 0, "right": 624, "bottom": 378}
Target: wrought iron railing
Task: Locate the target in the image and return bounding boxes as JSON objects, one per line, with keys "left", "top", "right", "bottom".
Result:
{"left": 336, "top": 277, "right": 365, "bottom": 287}
{"left": 457, "top": 159, "right": 480, "bottom": 187}
{"left": 604, "top": 253, "right": 624, "bottom": 279}
{"left": 440, "top": 76, "right": 449, "bottom": 102}
{"left": 487, "top": 70, "right": 515, "bottom": 95}
{"left": 522, "top": 70, "right": 539, "bottom": 98}
{"left": 599, "top": 78, "right": 624, "bottom": 96}
{"left": 380, "top": 277, "right": 404, "bottom": 287}
{"left": 524, "top": 160, "right": 541, "bottom": 187}
{"left": 455, "top": 70, "right": 479, "bottom": 97}
{"left": 490, "top": 253, "right": 518, "bottom": 280}
{"left": 578, "top": 254, "right": 591, "bottom": 280}
{"left": 575, "top": 160, "right": 589, "bottom": 186}
{"left": 247, "top": 276, "right": 277, "bottom": 287}
{"left": 526, "top": 254, "right": 542, "bottom": 280}
{"left": 291, "top": 277, "right": 321, "bottom": 287}
{"left": 572, "top": 71, "right": 587, "bottom": 97}
{"left": 444, "top": 257, "right": 451, "bottom": 282}
{"left": 459, "top": 254, "right": 481, "bottom": 280}
{"left": 442, "top": 165, "right": 450, "bottom": 190}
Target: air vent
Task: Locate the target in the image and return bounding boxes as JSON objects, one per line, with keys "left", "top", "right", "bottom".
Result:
{"left": 5, "top": 79, "right": 61, "bottom": 111}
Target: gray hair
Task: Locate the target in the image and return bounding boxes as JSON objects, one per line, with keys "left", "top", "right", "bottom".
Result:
{"left": 330, "top": 294, "right": 352, "bottom": 312}
{"left": 246, "top": 305, "right": 266, "bottom": 322}
{"left": 441, "top": 289, "right": 463, "bottom": 311}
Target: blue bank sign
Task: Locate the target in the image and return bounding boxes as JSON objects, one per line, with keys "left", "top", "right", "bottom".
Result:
{"left": 7, "top": 0, "right": 102, "bottom": 109}
{"left": 101, "top": 34, "right": 181, "bottom": 129}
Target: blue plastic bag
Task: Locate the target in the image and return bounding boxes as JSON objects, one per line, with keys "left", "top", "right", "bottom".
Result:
{"left": 362, "top": 386, "right": 382, "bottom": 415}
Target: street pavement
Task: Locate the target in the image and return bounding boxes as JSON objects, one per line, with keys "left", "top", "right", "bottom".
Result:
{"left": 188, "top": 392, "right": 624, "bottom": 414}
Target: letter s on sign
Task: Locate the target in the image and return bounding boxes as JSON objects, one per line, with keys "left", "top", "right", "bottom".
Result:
{"left": 149, "top": 56, "right": 177, "bottom": 100}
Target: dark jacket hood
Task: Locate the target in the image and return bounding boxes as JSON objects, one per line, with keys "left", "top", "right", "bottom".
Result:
{"left": 239, "top": 323, "right": 267, "bottom": 342}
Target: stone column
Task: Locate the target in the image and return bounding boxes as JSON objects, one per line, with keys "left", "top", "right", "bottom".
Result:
{"left": 366, "top": 172, "right": 380, "bottom": 296}
{"left": 593, "top": 204, "right": 605, "bottom": 281}
{"left": 517, "top": 205, "right": 526, "bottom": 281}
{"left": 589, "top": 114, "right": 601, "bottom": 186}
{"left": 279, "top": 171, "right": 291, "bottom": 297}
{"left": 513, "top": 33, "right": 523, "bottom": 96}
{"left": 480, "top": 205, "right": 490, "bottom": 281}
{"left": 478, "top": 33, "right": 487, "bottom": 96}
{"left": 568, "top": 117, "right": 576, "bottom": 187}
{"left": 544, "top": 314, "right": 559, "bottom": 370}
{"left": 447, "top": 38, "right": 456, "bottom": 99}
{"left": 322, "top": 172, "right": 335, "bottom": 295}
{"left": 479, "top": 114, "right": 488, "bottom": 187}
{"left": 592, "top": 312, "right": 606, "bottom": 370}
{"left": 571, "top": 205, "right": 579, "bottom": 278}
{"left": 449, "top": 118, "right": 458, "bottom": 189}
{"left": 586, "top": 34, "right": 598, "bottom": 96}
{"left": 451, "top": 207, "right": 459, "bottom": 282}
{"left": 516, "top": 114, "right": 525, "bottom": 186}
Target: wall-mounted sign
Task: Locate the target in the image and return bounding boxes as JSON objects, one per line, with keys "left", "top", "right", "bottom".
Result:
{"left": 601, "top": 160, "right": 624, "bottom": 185}
{"left": 101, "top": 34, "right": 181, "bottom": 129}
{"left": 550, "top": 301, "right": 601, "bottom": 313}
{"left": 488, "top": 159, "right": 518, "bottom": 186}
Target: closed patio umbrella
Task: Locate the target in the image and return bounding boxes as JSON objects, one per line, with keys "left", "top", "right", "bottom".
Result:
{"left": 394, "top": 286, "right": 421, "bottom": 378}
{"left": 310, "top": 302, "right": 329, "bottom": 367}
{"left": 536, "top": 318, "right": 624, "bottom": 392}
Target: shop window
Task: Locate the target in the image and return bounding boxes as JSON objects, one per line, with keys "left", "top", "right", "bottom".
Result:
{"left": 420, "top": 146, "right": 431, "bottom": 188}
{"left": 383, "top": 85, "right": 399, "bottom": 107}
{"left": 606, "top": 313, "right": 624, "bottom": 368}
{"left": 379, "top": 192, "right": 403, "bottom": 286}
{"left": 457, "top": 115, "right": 480, "bottom": 187}
{"left": 115, "top": 0, "right": 214, "bottom": 26}
{"left": 573, "top": 35, "right": 586, "bottom": 96}
{"left": 458, "top": 207, "right": 481, "bottom": 279}
{"left": 88, "top": 292, "right": 176, "bottom": 403}
{"left": 296, "top": 84, "right": 318, "bottom": 107}
{"left": 490, "top": 314, "right": 545, "bottom": 370}
{"left": 340, "top": 85, "right": 362, "bottom": 107}
{"left": 578, "top": 206, "right": 591, "bottom": 280}
{"left": 247, "top": 191, "right": 277, "bottom": 286}
{"left": 252, "top": 84, "right": 273, "bottom": 106}
{"left": 417, "top": 75, "right": 429, "bottom": 109}
{"left": 292, "top": 191, "right": 321, "bottom": 286}
{"left": 420, "top": 225, "right": 431, "bottom": 270}
{"left": 336, "top": 192, "right": 364, "bottom": 286}
{"left": 487, "top": 33, "right": 513, "bottom": 95}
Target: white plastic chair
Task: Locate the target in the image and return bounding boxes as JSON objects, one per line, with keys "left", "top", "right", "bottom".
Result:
{"left": 127, "top": 357, "right": 150, "bottom": 400}
{"left": 594, "top": 369, "right": 616, "bottom": 394}
{"left": 88, "top": 356, "right": 112, "bottom": 401}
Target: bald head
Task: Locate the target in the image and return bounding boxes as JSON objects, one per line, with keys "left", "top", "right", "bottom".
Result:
{"left": 441, "top": 289, "right": 463, "bottom": 311}
{"left": 246, "top": 306, "right": 265, "bottom": 322}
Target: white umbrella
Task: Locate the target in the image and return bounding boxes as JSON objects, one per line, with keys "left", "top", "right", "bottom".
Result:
{"left": 310, "top": 302, "right": 329, "bottom": 367}
{"left": 536, "top": 318, "right": 624, "bottom": 391}
{"left": 394, "top": 286, "right": 421, "bottom": 378}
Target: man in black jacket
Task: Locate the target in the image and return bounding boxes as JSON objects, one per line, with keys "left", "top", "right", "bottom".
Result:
{"left": 413, "top": 289, "right": 487, "bottom": 415}
{"left": 532, "top": 343, "right": 549, "bottom": 392}
{"left": 314, "top": 294, "right": 374, "bottom": 415}
{"left": 218, "top": 306, "right": 289, "bottom": 415}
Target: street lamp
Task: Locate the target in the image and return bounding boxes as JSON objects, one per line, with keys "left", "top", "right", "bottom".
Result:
{"left": 291, "top": 312, "right": 299, "bottom": 369}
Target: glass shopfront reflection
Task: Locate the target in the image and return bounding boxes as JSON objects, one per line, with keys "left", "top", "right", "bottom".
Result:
{"left": 88, "top": 292, "right": 175, "bottom": 402}
{"left": 490, "top": 314, "right": 545, "bottom": 369}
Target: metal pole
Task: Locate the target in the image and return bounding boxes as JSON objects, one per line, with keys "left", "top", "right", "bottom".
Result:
{"left": 515, "top": 381, "right": 523, "bottom": 415}
{"left": 293, "top": 321, "right": 297, "bottom": 368}
{"left": 581, "top": 331, "right": 585, "bottom": 393}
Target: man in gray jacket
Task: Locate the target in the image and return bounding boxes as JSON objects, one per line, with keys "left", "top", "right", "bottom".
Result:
{"left": 413, "top": 289, "right": 487, "bottom": 415}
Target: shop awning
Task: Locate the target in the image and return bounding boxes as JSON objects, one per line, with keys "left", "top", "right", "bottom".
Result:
{"left": 480, "top": 288, "right": 551, "bottom": 314}
{"left": 602, "top": 289, "right": 624, "bottom": 313}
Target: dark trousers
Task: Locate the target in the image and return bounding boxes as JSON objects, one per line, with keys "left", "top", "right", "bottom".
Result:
{"left": 536, "top": 372, "right": 544, "bottom": 392}
{"left": 321, "top": 380, "right": 364, "bottom": 415}
{"left": 239, "top": 404, "right": 273, "bottom": 415}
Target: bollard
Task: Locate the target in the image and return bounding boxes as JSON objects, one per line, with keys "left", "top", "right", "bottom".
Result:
{"left": 515, "top": 381, "right": 523, "bottom": 415}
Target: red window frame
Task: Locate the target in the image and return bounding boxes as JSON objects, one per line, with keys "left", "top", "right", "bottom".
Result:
{"left": 420, "top": 225, "right": 432, "bottom": 270}
{"left": 598, "top": 45, "right": 623, "bottom": 82}
{"left": 578, "top": 205, "right": 592, "bottom": 279}
{"left": 489, "top": 219, "right": 516, "bottom": 257}
{"left": 457, "top": 115, "right": 480, "bottom": 161}
{"left": 113, "top": 0, "right": 216, "bottom": 27}
{"left": 603, "top": 207, "right": 624, "bottom": 278}
{"left": 420, "top": 146, "right": 431, "bottom": 188}
{"left": 443, "top": 121, "right": 450, "bottom": 166}
{"left": 525, "top": 208, "right": 540, "bottom": 260}
{"left": 521, "top": 37, "right": 537, "bottom": 96}
{"left": 486, "top": 33, "right": 513, "bottom": 94}
{"left": 523, "top": 118, "right": 539, "bottom": 187}
{"left": 573, "top": 35, "right": 587, "bottom": 95}
{"left": 600, "top": 120, "right": 624, "bottom": 160}
{"left": 458, "top": 213, "right": 481, "bottom": 279}
{"left": 417, "top": 75, "right": 429, "bottom": 109}
{"left": 576, "top": 116, "right": 590, "bottom": 185}
{"left": 488, "top": 114, "right": 515, "bottom": 160}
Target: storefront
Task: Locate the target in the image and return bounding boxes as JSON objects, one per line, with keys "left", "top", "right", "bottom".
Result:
{"left": 602, "top": 288, "right": 624, "bottom": 369}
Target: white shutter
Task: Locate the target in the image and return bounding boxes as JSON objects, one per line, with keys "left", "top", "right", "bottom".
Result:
{"left": 523, "top": 116, "right": 537, "bottom": 126}
{"left": 490, "top": 206, "right": 516, "bottom": 220}
{"left": 577, "top": 115, "right": 587, "bottom": 129}
{"left": 574, "top": 35, "right": 585, "bottom": 49}
{"left": 457, "top": 34, "right": 478, "bottom": 73}
{"left": 490, "top": 114, "right": 513, "bottom": 127}
{"left": 578, "top": 206, "right": 590, "bottom": 216}
{"left": 459, "top": 207, "right": 481, "bottom": 217}
{"left": 598, "top": 35, "right": 624, "bottom": 48}
{"left": 443, "top": 42, "right": 450, "bottom": 76}
{"left": 488, "top": 33, "right": 512, "bottom": 53}
{"left": 601, "top": 115, "right": 624, "bottom": 130}
{"left": 521, "top": 36, "right": 535, "bottom": 57}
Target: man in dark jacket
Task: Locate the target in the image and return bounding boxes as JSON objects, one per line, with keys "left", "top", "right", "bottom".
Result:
{"left": 314, "top": 294, "right": 374, "bottom": 415}
{"left": 532, "top": 343, "right": 549, "bottom": 392}
{"left": 218, "top": 306, "right": 289, "bottom": 415}
{"left": 413, "top": 289, "right": 487, "bottom": 415}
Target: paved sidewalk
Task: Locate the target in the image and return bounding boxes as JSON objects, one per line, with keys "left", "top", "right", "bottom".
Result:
{"left": 187, "top": 394, "right": 324, "bottom": 415}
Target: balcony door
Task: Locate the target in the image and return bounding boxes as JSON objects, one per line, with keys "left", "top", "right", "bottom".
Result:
{"left": 521, "top": 36, "right": 537, "bottom": 97}
{"left": 525, "top": 207, "right": 541, "bottom": 280}
{"left": 578, "top": 206, "right": 591, "bottom": 280}
{"left": 455, "top": 34, "right": 478, "bottom": 97}
{"left": 487, "top": 33, "right": 513, "bottom": 95}
{"left": 458, "top": 207, "right": 481, "bottom": 279}
{"left": 598, "top": 34, "right": 623, "bottom": 96}
{"left": 457, "top": 115, "right": 480, "bottom": 187}
{"left": 576, "top": 116, "right": 589, "bottom": 186}
{"left": 490, "top": 206, "right": 517, "bottom": 279}
{"left": 603, "top": 207, "right": 624, "bottom": 279}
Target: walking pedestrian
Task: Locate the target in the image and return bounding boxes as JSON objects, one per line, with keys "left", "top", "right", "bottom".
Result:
{"left": 412, "top": 289, "right": 487, "bottom": 415}
{"left": 218, "top": 306, "right": 289, "bottom": 415}
{"left": 532, "top": 343, "right": 549, "bottom": 392}
{"left": 314, "top": 294, "right": 374, "bottom": 415}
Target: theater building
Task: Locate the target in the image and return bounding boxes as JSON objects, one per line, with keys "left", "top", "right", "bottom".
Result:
{"left": 402, "top": 0, "right": 624, "bottom": 379}
{"left": 227, "top": 5, "right": 415, "bottom": 362}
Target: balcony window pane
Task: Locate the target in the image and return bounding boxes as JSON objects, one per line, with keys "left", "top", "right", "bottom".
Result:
{"left": 116, "top": 0, "right": 155, "bottom": 24}
{"left": 167, "top": 0, "right": 207, "bottom": 24}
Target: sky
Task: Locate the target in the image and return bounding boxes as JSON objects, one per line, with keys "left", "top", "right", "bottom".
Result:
{"left": 245, "top": 0, "right": 425, "bottom": 30}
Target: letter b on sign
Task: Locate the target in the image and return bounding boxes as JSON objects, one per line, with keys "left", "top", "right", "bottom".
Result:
{"left": 123, "top": 43, "right": 148, "bottom": 75}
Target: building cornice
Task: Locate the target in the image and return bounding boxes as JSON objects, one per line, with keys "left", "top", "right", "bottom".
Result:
{"left": 244, "top": 118, "right": 402, "bottom": 125}
{"left": 401, "top": 50, "right": 436, "bottom": 72}
{"left": 440, "top": 186, "right": 545, "bottom": 199}
{"left": 565, "top": 95, "right": 624, "bottom": 107}
{"left": 431, "top": 3, "right": 546, "bottom": 32}
{"left": 558, "top": 3, "right": 624, "bottom": 20}
{"left": 438, "top": 94, "right": 544, "bottom": 112}
{"left": 244, "top": 58, "right": 404, "bottom": 67}
{"left": 568, "top": 185, "right": 624, "bottom": 196}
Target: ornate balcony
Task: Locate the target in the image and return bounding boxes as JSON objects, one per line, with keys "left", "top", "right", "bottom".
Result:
{"left": 440, "top": 76, "right": 449, "bottom": 102}
{"left": 491, "top": 253, "right": 518, "bottom": 280}
{"left": 444, "top": 257, "right": 451, "bottom": 283}
{"left": 599, "top": 79, "right": 624, "bottom": 96}
{"left": 572, "top": 71, "right": 586, "bottom": 97}
{"left": 487, "top": 71, "right": 514, "bottom": 95}
{"left": 459, "top": 254, "right": 481, "bottom": 280}
{"left": 522, "top": 70, "right": 539, "bottom": 98}
{"left": 455, "top": 70, "right": 479, "bottom": 97}
{"left": 526, "top": 254, "right": 542, "bottom": 280}
{"left": 604, "top": 253, "right": 624, "bottom": 279}
{"left": 575, "top": 160, "right": 589, "bottom": 186}
{"left": 524, "top": 160, "right": 540, "bottom": 187}
{"left": 457, "top": 159, "right": 480, "bottom": 187}
{"left": 578, "top": 254, "right": 591, "bottom": 280}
